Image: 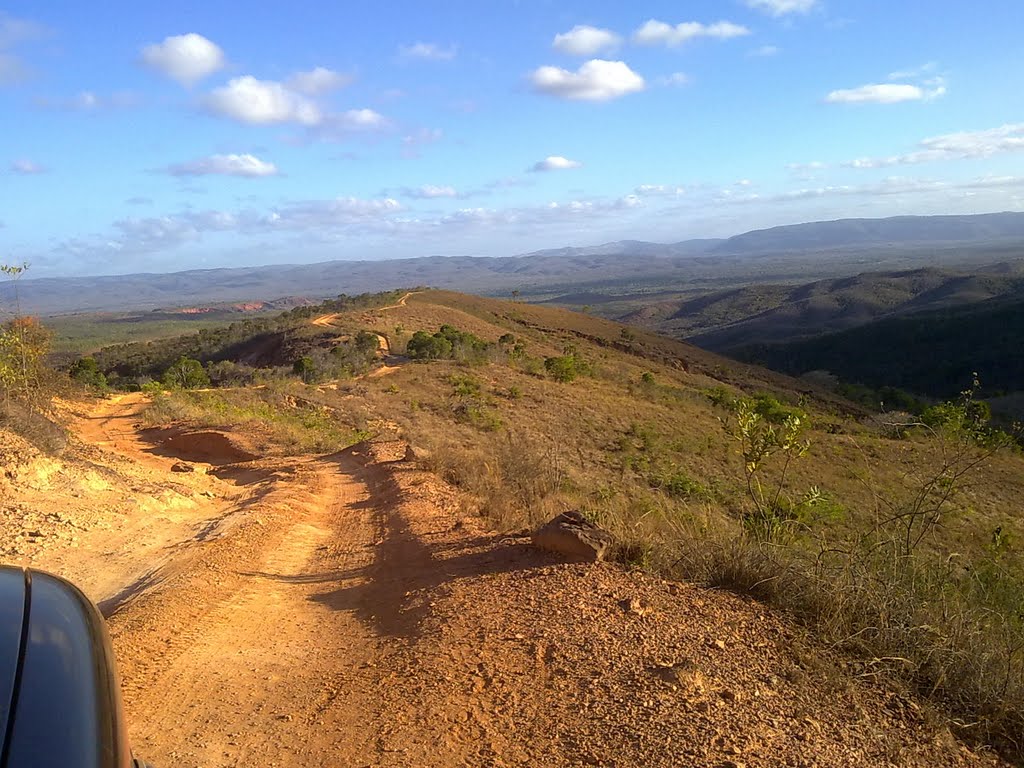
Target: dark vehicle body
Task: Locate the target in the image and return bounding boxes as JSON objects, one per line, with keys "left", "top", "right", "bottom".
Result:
{"left": 0, "top": 565, "right": 146, "bottom": 768}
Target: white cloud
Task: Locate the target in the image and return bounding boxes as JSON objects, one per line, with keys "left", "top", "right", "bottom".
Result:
{"left": 0, "top": 12, "right": 49, "bottom": 85}
{"left": 35, "top": 90, "right": 139, "bottom": 111}
{"left": 744, "top": 0, "right": 818, "bottom": 16}
{"left": 635, "top": 184, "right": 685, "bottom": 198}
{"left": 166, "top": 153, "right": 279, "bottom": 178}
{"left": 658, "top": 72, "right": 691, "bottom": 87}
{"left": 530, "top": 59, "right": 644, "bottom": 101}
{"left": 920, "top": 123, "right": 1024, "bottom": 157}
{"left": 843, "top": 123, "right": 1024, "bottom": 169}
{"left": 749, "top": 45, "right": 781, "bottom": 57}
{"left": 0, "top": 52, "right": 27, "bottom": 84}
{"left": 10, "top": 158, "right": 46, "bottom": 174}
{"left": 402, "top": 127, "right": 443, "bottom": 147}
{"left": 825, "top": 82, "right": 945, "bottom": 104}
{"left": 271, "top": 197, "right": 403, "bottom": 228}
{"left": 403, "top": 185, "right": 458, "bottom": 199}
{"left": 311, "top": 108, "right": 390, "bottom": 142}
{"left": 399, "top": 42, "right": 456, "bottom": 61}
{"left": 0, "top": 12, "right": 47, "bottom": 48}
{"left": 140, "top": 33, "right": 225, "bottom": 86}
{"left": 888, "top": 61, "right": 938, "bottom": 80}
{"left": 552, "top": 25, "right": 621, "bottom": 56}
{"left": 786, "top": 161, "right": 827, "bottom": 180}
{"left": 204, "top": 76, "right": 321, "bottom": 125}
{"left": 787, "top": 161, "right": 826, "bottom": 171}
{"left": 287, "top": 67, "right": 352, "bottom": 95}
{"left": 632, "top": 19, "right": 749, "bottom": 47}
{"left": 530, "top": 156, "right": 583, "bottom": 172}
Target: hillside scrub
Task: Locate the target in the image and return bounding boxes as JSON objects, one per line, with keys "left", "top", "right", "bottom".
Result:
{"left": 114, "top": 288, "right": 1024, "bottom": 759}
{"left": 406, "top": 324, "right": 491, "bottom": 363}
{"left": 1, "top": 263, "right": 71, "bottom": 454}
{"left": 80, "top": 289, "right": 408, "bottom": 388}
{"left": 143, "top": 384, "right": 370, "bottom": 455}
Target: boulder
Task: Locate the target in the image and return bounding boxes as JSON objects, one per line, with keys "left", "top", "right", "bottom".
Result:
{"left": 531, "top": 510, "right": 614, "bottom": 562}
{"left": 170, "top": 461, "right": 195, "bottom": 473}
{"left": 403, "top": 444, "right": 431, "bottom": 462}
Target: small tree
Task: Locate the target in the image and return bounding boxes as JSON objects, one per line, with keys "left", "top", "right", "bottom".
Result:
{"left": 724, "top": 397, "right": 818, "bottom": 541}
{"left": 162, "top": 357, "right": 210, "bottom": 389}
{"left": 293, "top": 356, "right": 318, "bottom": 383}
{"left": 868, "top": 379, "right": 1020, "bottom": 558}
{"left": 544, "top": 355, "right": 579, "bottom": 383}
{"left": 407, "top": 331, "right": 453, "bottom": 360}
{"left": 1, "top": 263, "right": 52, "bottom": 403}
{"left": 69, "top": 356, "right": 107, "bottom": 389}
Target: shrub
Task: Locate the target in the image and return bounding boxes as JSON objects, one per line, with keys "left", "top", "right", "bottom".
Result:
{"left": 543, "top": 355, "right": 578, "bottom": 383}
{"left": 69, "top": 356, "right": 107, "bottom": 389}
{"left": 407, "top": 330, "right": 454, "bottom": 360}
{"left": 162, "top": 357, "right": 210, "bottom": 389}
{"left": 544, "top": 345, "right": 590, "bottom": 383}
{"left": 293, "top": 355, "right": 318, "bottom": 384}
{"left": 0, "top": 316, "right": 52, "bottom": 401}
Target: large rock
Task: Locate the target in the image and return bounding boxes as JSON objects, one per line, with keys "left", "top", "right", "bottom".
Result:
{"left": 531, "top": 510, "right": 614, "bottom": 562}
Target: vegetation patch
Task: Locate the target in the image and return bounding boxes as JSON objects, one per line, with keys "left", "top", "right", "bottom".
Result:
{"left": 143, "top": 385, "right": 371, "bottom": 455}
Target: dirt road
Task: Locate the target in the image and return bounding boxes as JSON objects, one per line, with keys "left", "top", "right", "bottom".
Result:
{"left": 2, "top": 393, "right": 1008, "bottom": 766}
{"left": 310, "top": 289, "right": 418, "bottom": 330}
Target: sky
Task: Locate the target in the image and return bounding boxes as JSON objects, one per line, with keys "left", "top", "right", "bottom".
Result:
{"left": 1, "top": 0, "right": 1023, "bottom": 278}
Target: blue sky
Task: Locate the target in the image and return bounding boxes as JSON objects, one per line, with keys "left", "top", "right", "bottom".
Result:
{"left": 1, "top": 0, "right": 1023, "bottom": 277}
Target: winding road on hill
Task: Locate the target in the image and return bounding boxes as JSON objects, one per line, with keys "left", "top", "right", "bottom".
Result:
{"left": 2, "top": 375, "right": 1005, "bottom": 766}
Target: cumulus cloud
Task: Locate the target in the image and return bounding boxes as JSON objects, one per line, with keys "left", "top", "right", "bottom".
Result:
{"left": 530, "top": 59, "right": 644, "bottom": 101}
{"left": 140, "top": 33, "right": 225, "bottom": 86}
{"left": 165, "top": 153, "right": 279, "bottom": 178}
{"left": 826, "top": 81, "right": 945, "bottom": 104}
{"left": 9, "top": 158, "right": 46, "bottom": 174}
{"left": 552, "top": 25, "right": 621, "bottom": 56}
{"left": 287, "top": 67, "right": 352, "bottom": 95}
{"left": 632, "top": 20, "right": 749, "bottom": 47}
{"left": 530, "top": 156, "right": 583, "bottom": 172}
{"left": 399, "top": 42, "right": 456, "bottom": 61}
{"left": 744, "top": 0, "right": 818, "bottom": 16}
{"left": 204, "top": 76, "right": 322, "bottom": 125}
{"left": 843, "top": 123, "right": 1024, "bottom": 169}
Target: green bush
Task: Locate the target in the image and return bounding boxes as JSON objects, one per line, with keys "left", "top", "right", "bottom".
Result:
{"left": 68, "top": 356, "right": 107, "bottom": 389}
{"left": 544, "top": 346, "right": 590, "bottom": 383}
{"left": 161, "top": 357, "right": 210, "bottom": 389}
{"left": 407, "top": 331, "right": 453, "bottom": 360}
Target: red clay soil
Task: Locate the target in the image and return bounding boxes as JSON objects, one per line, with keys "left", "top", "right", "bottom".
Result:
{"left": 1, "top": 394, "right": 1010, "bottom": 767}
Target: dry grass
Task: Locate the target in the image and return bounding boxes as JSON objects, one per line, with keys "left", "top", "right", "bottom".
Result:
{"left": 134, "top": 289, "right": 1024, "bottom": 761}
{"left": 142, "top": 384, "right": 370, "bottom": 455}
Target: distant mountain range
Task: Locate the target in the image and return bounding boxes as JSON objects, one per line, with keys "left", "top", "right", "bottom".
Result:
{"left": 4, "top": 211, "right": 1024, "bottom": 316}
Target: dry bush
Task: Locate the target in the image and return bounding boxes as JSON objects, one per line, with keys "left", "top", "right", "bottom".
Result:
{"left": 416, "top": 429, "right": 571, "bottom": 530}
{"left": 0, "top": 400, "right": 68, "bottom": 456}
